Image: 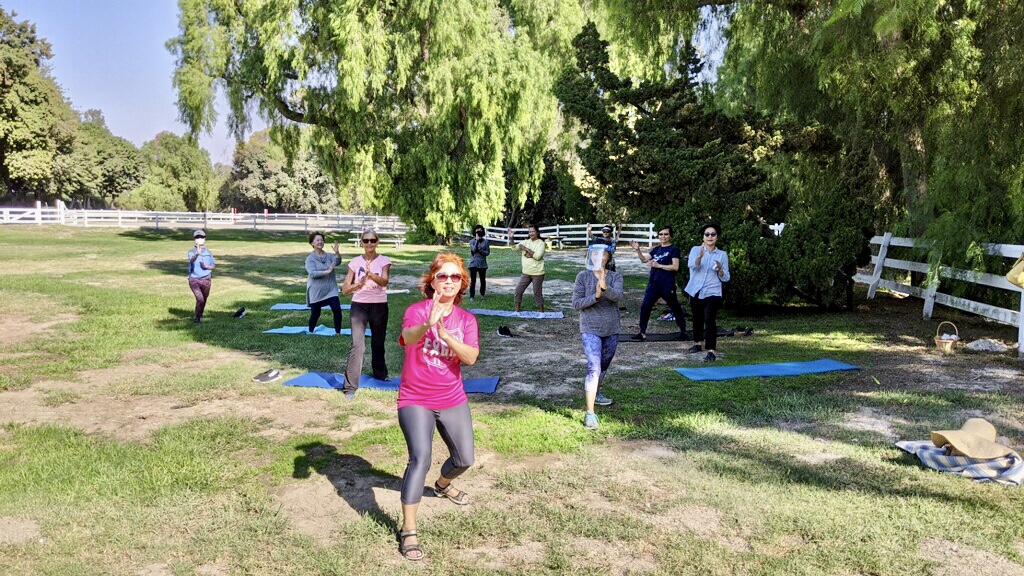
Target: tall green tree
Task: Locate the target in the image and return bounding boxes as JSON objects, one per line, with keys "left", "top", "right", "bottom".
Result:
{"left": 0, "top": 8, "right": 77, "bottom": 202}
{"left": 222, "top": 130, "right": 344, "bottom": 214}
{"left": 121, "top": 132, "right": 215, "bottom": 212}
{"left": 50, "top": 111, "right": 143, "bottom": 208}
{"left": 556, "top": 22, "right": 790, "bottom": 306}
{"left": 594, "top": 0, "right": 1024, "bottom": 259}
{"left": 169, "top": 0, "right": 586, "bottom": 235}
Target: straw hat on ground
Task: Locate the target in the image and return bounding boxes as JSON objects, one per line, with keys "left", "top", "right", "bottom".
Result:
{"left": 931, "top": 418, "right": 1014, "bottom": 459}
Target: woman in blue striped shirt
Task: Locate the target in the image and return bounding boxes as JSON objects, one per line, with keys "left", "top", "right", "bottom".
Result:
{"left": 684, "top": 223, "right": 730, "bottom": 362}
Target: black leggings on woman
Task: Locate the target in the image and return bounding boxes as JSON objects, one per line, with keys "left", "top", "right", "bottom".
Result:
{"left": 690, "top": 294, "right": 723, "bottom": 350}
{"left": 398, "top": 402, "right": 475, "bottom": 505}
{"left": 469, "top": 267, "right": 487, "bottom": 298}
{"left": 308, "top": 295, "right": 342, "bottom": 334}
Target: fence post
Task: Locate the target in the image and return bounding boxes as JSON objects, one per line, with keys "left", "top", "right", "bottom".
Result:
{"left": 253, "top": 215, "right": 257, "bottom": 231}
{"left": 204, "top": 211, "right": 208, "bottom": 231}
{"left": 304, "top": 217, "right": 308, "bottom": 233}
{"left": 155, "top": 214, "right": 159, "bottom": 230}
{"left": 35, "top": 201, "right": 41, "bottom": 225}
{"left": 922, "top": 268, "right": 939, "bottom": 319}
{"left": 648, "top": 223, "right": 654, "bottom": 248}
{"left": 1018, "top": 294, "right": 1024, "bottom": 359}
{"left": 866, "top": 232, "right": 892, "bottom": 299}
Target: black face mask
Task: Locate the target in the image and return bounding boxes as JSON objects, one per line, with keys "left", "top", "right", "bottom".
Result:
{"left": 476, "top": 231, "right": 484, "bottom": 237}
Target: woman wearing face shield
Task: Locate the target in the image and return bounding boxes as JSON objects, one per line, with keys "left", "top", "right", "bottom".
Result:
{"left": 187, "top": 229, "right": 216, "bottom": 325}
{"left": 572, "top": 245, "right": 623, "bottom": 430}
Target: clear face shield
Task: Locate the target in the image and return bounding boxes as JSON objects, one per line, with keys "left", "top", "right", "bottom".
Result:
{"left": 586, "top": 246, "right": 608, "bottom": 271}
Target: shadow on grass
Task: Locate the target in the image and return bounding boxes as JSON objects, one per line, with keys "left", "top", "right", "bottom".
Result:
{"left": 292, "top": 442, "right": 401, "bottom": 533}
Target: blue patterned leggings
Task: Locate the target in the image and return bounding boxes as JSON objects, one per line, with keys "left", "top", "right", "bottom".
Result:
{"left": 581, "top": 333, "right": 618, "bottom": 393}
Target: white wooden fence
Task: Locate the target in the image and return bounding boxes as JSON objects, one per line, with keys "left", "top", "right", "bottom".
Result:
{"left": 853, "top": 232, "right": 1023, "bottom": 357}
{"left": 0, "top": 202, "right": 407, "bottom": 235}
{"left": 479, "top": 223, "right": 658, "bottom": 248}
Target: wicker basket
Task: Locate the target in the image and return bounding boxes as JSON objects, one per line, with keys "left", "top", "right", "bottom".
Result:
{"left": 933, "top": 321, "right": 959, "bottom": 354}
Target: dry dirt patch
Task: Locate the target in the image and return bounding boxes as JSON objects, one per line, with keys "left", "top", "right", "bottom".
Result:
{"left": 919, "top": 537, "right": 1024, "bottom": 576}
{"left": 0, "top": 312, "right": 78, "bottom": 346}
{"left": 0, "top": 517, "right": 42, "bottom": 544}
{"left": 0, "top": 346, "right": 384, "bottom": 443}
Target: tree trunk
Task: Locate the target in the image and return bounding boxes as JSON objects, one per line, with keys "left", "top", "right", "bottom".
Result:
{"left": 899, "top": 125, "right": 928, "bottom": 235}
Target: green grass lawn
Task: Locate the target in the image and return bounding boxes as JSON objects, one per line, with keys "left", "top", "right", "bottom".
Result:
{"left": 1, "top": 226, "right": 1023, "bottom": 575}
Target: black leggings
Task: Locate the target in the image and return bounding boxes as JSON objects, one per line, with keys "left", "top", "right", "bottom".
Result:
{"left": 398, "top": 402, "right": 475, "bottom": 505}
{"left": 345, "top": 301, "right": 389, "bottom": 390}
{"left": 308, "top": 295, "right": 342, "bottom": 334}
{"left": 638, "top": 286, "right": 687, "bottom": 335}
{"left": 690, "top": 295, "right": 723, "bottom": 350}
{"left": 469, "top": 267, "right": 487, "bottom": 298}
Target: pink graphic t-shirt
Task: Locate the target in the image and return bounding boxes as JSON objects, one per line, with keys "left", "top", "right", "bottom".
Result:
{"left": 397, "top": 299, "right": 479, "bottom": 410}
{"left": 349, "top": 254, "right": 392, "bottom": 303}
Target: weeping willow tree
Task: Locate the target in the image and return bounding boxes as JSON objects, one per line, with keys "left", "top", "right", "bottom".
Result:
{"left": 169, "top": 0, "right": 585, "bottom": 235}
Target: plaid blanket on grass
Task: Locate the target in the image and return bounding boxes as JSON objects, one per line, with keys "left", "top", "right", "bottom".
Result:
{"left": 896, "top": 440, "right": 1024, "bottom": 486}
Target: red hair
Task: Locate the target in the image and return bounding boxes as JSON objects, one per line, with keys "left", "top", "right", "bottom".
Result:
{"left": 419, "top": 252, "right": 469, "bottom": 306}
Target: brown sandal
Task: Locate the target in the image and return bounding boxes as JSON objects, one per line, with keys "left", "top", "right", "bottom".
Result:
{"left": 434, "top": 481, "right": 470, "bottom": 505}
{"left": 398, "top": 530, "right": 424, "bottom": 561}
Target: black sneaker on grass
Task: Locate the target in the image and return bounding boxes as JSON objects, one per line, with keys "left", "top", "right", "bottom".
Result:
{"left": 703, "top": 352, "right": 717, "bottom": 362}
{"left": 252, "top": 369, "right": 281, "bottom": 383}
{"left": 688, "top": 344, "right": 703, "bottom": 354}
{"left": 630, "top": 333, "right": 646, "bottom": 342}
{"left": 497, "top": 326, "right": 514, "bottom": 337}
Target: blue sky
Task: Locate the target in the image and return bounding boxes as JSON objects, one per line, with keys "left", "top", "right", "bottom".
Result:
{"left": 3, "top": 0, "right": 257, "bottom": 164}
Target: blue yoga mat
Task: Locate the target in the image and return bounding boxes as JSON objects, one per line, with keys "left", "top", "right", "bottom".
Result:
{"left": 271, "top": 303, "right": 352, "bottom": 311}
{"left": 263, "top": 326, "right": 373, "bottom": 336}
{"left": 674, "top": 359, "right": 859, "bottom": 381}
{"left": 467, "top": 309, "right": 564, "bottom": 319}
{"left": 282, "top": 372, "right": 499, "bottom": 393}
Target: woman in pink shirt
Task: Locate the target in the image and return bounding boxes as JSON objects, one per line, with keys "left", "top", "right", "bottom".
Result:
{"left": 341, "top": 229, "right": 392, "bottom": 398}
{"left": 395, "top": 252, "right": 480, "bottom": 561}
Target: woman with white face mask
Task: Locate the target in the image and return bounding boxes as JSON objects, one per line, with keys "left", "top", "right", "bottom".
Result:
{"left": 187, "top": 229, "right": 216, "bottom": 325}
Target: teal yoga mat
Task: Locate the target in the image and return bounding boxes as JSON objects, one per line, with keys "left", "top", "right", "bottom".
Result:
{"left": 282, "top": 372, "right": 499, "bottom": 393}
{"left": 271, "top": 303, "right": 352, "bottom": 311}
{"left": 467, "top": 308, "right": 564, "bottom": 319}
{"left": 263, "top": 325, "right": 373, "bottom": 336}
{"left": 674, "top": 359, "right": 859, "bottom": 381}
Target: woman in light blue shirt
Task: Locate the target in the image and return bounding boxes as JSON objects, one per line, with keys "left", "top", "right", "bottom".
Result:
{"left": 684, "top": 223, "right": 730, "bottom": 362}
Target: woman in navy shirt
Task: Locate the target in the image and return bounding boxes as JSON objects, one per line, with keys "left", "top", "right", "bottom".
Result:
{"left": 629, "top": 225, "right": 688, "bottom": 341}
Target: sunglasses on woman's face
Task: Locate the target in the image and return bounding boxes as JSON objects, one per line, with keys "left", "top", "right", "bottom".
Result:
{"left": 362, "top": 238, "right": 378, "bottom": 244}
{"left": 704, "top": 232, "right": 717, "bottom": 237}
{"left": 435, "top": 273, "right": 462, "bottom": 283}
